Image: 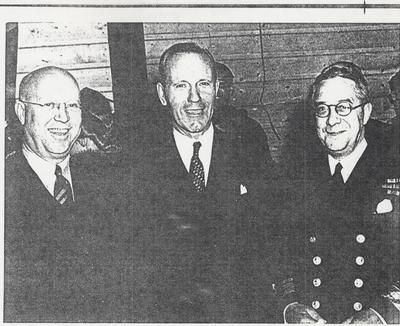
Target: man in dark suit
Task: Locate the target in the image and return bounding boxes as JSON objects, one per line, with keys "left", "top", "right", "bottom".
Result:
{"left": 135, "top": 42, "right": 278, "bottom": 322}
{"left": 281, "top": 62, "right": 399, "bottom": 323}
{"left": 5, "top": 66, "right": 125, "bottom": 322}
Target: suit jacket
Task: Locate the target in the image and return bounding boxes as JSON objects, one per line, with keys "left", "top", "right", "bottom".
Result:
{"left": 130, "top": 123, "right": 278, "bottom": 322}
{"left": 4, "top": 151, "right": 128, "bottom": 322}
{"left": 282, "top": 136, "right": 399, "bottom": 323}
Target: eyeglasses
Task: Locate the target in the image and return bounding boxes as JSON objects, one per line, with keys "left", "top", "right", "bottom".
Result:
{"left": 314, "top": 102, "right": 366, "bottom": 118}
{"left": 19, "top": 99, "right": 81, "bottom": 111}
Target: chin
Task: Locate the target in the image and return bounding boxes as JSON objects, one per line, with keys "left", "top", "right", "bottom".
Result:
{"left": 49, "top": 145, "right": 72, "bottom": 156}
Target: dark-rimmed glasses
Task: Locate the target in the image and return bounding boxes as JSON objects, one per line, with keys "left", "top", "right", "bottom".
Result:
{"left": 314, "top": 102, "right": 366, "bottom": 118}
{"left": 19, "top": 99, "right": 81, "bottom": 111}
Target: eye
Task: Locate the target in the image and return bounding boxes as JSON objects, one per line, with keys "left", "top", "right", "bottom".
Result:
{"left": 316, "top": 105, "right": 329, "bottom": 116}
{"left": 336, "top": 102, "right": 351, "bottom": 113}
{"left": 43, "top": 102, "right": 56, "bottom": 110}
{"left": 66, "top": 103, "right": 80, "bottom": 110}
{"left": 198, "top": 80, "right": 211, "bottom": 87}
{"left": 174, "top": 83, "right": 187, "bottom": 89}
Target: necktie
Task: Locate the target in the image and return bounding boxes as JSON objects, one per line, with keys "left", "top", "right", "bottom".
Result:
{"left": 332, "top": 162, "right": 344, "bottom": 187}
{"left": 189, "top": 141, "right": 205, "bottom": 192}
{"left": 54, "top": 165, "right": 73, "bottom": 205}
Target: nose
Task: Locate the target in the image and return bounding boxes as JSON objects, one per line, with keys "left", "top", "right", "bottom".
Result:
{"left": 54, "top": 104, "right": 70, "bottom": 123}
{"left": 188, "top": 85, "right": 200, "bottom": 103}
{"left": 326, "top": 107, "right": 341, "bottom": 126}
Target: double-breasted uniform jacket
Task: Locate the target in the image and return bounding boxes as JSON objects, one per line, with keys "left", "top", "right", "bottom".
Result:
{"left": 282, "top": 134, "right": 399, "bottom": 323}
{"left": 131, "top": 121, "right": 279, "bottom": 322}
{"left": 4, "top": 151, "right": 128, "bottom": 322}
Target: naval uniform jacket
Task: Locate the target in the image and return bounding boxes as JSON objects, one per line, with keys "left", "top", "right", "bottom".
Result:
{"left": 131, "top": 123, "right": 278, "bottom": 322}
{"left": 283, "top": 138, "right": 399, "bottom": 323}
{"left": 4, "top": 151, "right": 127, "bottom": 322}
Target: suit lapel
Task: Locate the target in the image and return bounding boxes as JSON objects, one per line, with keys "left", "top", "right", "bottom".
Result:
{"left": 16, "top": 152, "right": 58, "bottom": 208}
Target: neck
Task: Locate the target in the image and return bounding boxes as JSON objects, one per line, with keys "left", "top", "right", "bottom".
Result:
{"left": 173, "top": 123, "right": 211, "bottom": 140}
{"left": 22, "top": 142, "right": 68, "bottom": 165}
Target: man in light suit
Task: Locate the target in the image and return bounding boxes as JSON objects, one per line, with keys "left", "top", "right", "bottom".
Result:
{"left": 135, "top": 42, "right": 278, "bottom": 322}
{"left": 280, "top": 61, "right": 399, "bottom": 323}
{"left": 5, "top": 66, "right": 124, "bottom": 322}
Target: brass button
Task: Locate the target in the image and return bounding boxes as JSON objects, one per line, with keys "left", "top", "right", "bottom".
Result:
{"left": 354, "top": 278, "right": 364, "bottom": 288}
{"left": 313, "top": 256, "right": 322, "bottom": 265}
{"left": 313, "top": 278, "right": 321, "bottom": 287}
{"left": 355, "top": 256, "right": 364, "bottom": 266}
{"left": 312, "top": 300, "right": 320, "bottom": 309}
{"left": 356, "top": 234, "right": 365, "bottom": 244}
{"left": 354, "top": 301, "right": 362, "bottom": 311}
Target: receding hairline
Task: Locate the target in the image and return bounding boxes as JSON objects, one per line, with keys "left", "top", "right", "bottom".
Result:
{"left": 312, "top": 75, "right": 368, "bottom": 104}
{"left": 159, "top": 43, "right": 217, "bottom": 85}
{"left": 19, "top": 66, "right": 79, "bottom": 101}
{"left": 163, "top": 51, "right": 215, "bottom": 81}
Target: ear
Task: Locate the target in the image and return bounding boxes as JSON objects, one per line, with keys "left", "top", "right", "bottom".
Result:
{"left": 362, "top": 102, "right": 372, "bottom": 125}
{"left": 215, "top": 79, "right": 220, "bottom": 95}
{"left": 14, "top": 100, "right": 26, "bottom": 125}
{"left": 156, "top": 82, "right": 167, "bottom": 106}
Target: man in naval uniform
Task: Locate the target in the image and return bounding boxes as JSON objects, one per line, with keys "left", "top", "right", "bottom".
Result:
{"left": 280, "top": 61, "right": 399, "bottom": 323}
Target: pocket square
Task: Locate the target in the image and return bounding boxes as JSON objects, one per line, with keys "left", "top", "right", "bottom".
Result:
{"left": 375, "top": 198, "right": 393, "bottom": 214}
{"left": 240, "top": 184, "right": 247, "bottom": 195}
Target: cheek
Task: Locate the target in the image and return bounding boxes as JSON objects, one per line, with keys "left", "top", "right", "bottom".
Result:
{"left": 73, "top": 111, "right": 82, "bottom": 126}
{"left": 315, "top": 119, "right": 326, "bottom": 132}
{"left": 29, "top": 111, "right": 51, "bottom": 129}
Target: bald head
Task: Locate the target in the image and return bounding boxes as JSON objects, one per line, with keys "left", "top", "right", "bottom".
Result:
{"left": 19, "top": 66, "right": 79, "bottom": 102}
{"left": 15, "top": 66, "right": 82, "bottom": 163}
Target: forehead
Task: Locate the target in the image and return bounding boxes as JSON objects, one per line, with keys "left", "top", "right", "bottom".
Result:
{"left": 315, "top": 76, "right": 358, "bottom": 102}
{"left": 34, "top": 73, "right": 79, "bottom": 101}
{"left": 166, "top": 52, "right": 213, "bottom": 81}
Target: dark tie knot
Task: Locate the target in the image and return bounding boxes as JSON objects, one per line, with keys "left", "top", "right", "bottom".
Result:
{"left": 334, "top": 162, "right": 343, "bottom": 175}
{"left": 193, "top": 141, "right": 202, "bottom": 156}
{"left": 55, "top": 164, "right": 63, "bottom": 176}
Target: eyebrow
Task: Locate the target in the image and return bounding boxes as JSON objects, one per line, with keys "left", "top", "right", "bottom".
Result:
{"left": 315, "top": 98, "right": 354, "bottom": 104}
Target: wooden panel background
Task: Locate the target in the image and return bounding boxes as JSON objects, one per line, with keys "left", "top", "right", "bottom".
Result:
{"left": 143, "top": 23, "right": 400, "bottom": 161}
{"left": 15, "top": 23, "right": 400, "bottom": 161}
{"left": 16, "top": 22, "right": 114, "bottom": 110}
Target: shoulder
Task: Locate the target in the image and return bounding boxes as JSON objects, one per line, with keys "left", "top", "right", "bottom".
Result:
{"left": 5, "top": 151, "right": 31, "bottom": 190}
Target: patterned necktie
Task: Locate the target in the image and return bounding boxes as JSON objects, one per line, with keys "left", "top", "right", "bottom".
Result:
{"left": 54, "top": 165, "right": 73, "bottom": 205}
{"left": 189, "top": 141, "right": 205, "bottom": 192}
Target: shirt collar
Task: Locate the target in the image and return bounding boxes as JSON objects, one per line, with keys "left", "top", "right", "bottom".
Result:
{"left": 22, "top": 143, "right": 71, "bottom": 195}
{"left": 328, "top": 138, "right": 368, "bottom": 183}
{"left": 173, "top": 124, "right": 214, "bottom": 185}
{"left": 173, "top": 123, "right": 214, "bottom": 146}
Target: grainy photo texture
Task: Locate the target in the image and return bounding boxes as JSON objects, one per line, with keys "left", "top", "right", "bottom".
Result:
{"left": 4, "top": 22, "right": 400, "bottom": 323}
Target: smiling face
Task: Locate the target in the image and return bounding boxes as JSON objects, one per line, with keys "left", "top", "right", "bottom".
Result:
{"left": 157, "top": 52, "right": 218, "bottom": 138}
{"left": 314, "top": 77, "right": 371, "bottom": 159}
{"left": 17, "top": 71, "right": 82, "bottom": 162}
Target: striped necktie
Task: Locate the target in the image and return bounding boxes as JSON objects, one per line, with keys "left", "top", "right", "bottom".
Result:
{"left": 54, "top": 165, "right": 73, "bottom": 205}
{"left": 189, "top": 141, "right": 205, "bottom": 192}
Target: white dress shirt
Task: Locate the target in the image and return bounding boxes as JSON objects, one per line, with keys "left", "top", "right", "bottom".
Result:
{"left": 173, "top": 124, "right": 214, "bottom": 186}
{"left": 22, "top": 143, "right": 74, "bottom": 198}
{"left": 328, "top": 138, "right": 368, "bottom": 183}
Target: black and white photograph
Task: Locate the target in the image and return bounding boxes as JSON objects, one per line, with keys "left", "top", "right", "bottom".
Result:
{"left": 2, "top": 1, "right": 400, "bottom": 323}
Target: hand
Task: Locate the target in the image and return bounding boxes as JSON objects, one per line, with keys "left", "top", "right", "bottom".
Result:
{"left": 382, "top": 178, "right": 400, "bottom": 196}
{"left": 341, "top": 308, "right": 383, "bottom": 324}
{"left": 284, "top": 302, "right": 326, "bottom": 323}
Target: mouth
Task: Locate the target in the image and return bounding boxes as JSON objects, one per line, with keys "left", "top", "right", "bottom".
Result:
{"left": 48, "top": 128, "right": 71, "bottom": 137}
{"left": 185, "top": 108, "right": 204, "bottom": 116}
{"left": 326, "top": 130, "right": 345, "bottom": 136}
